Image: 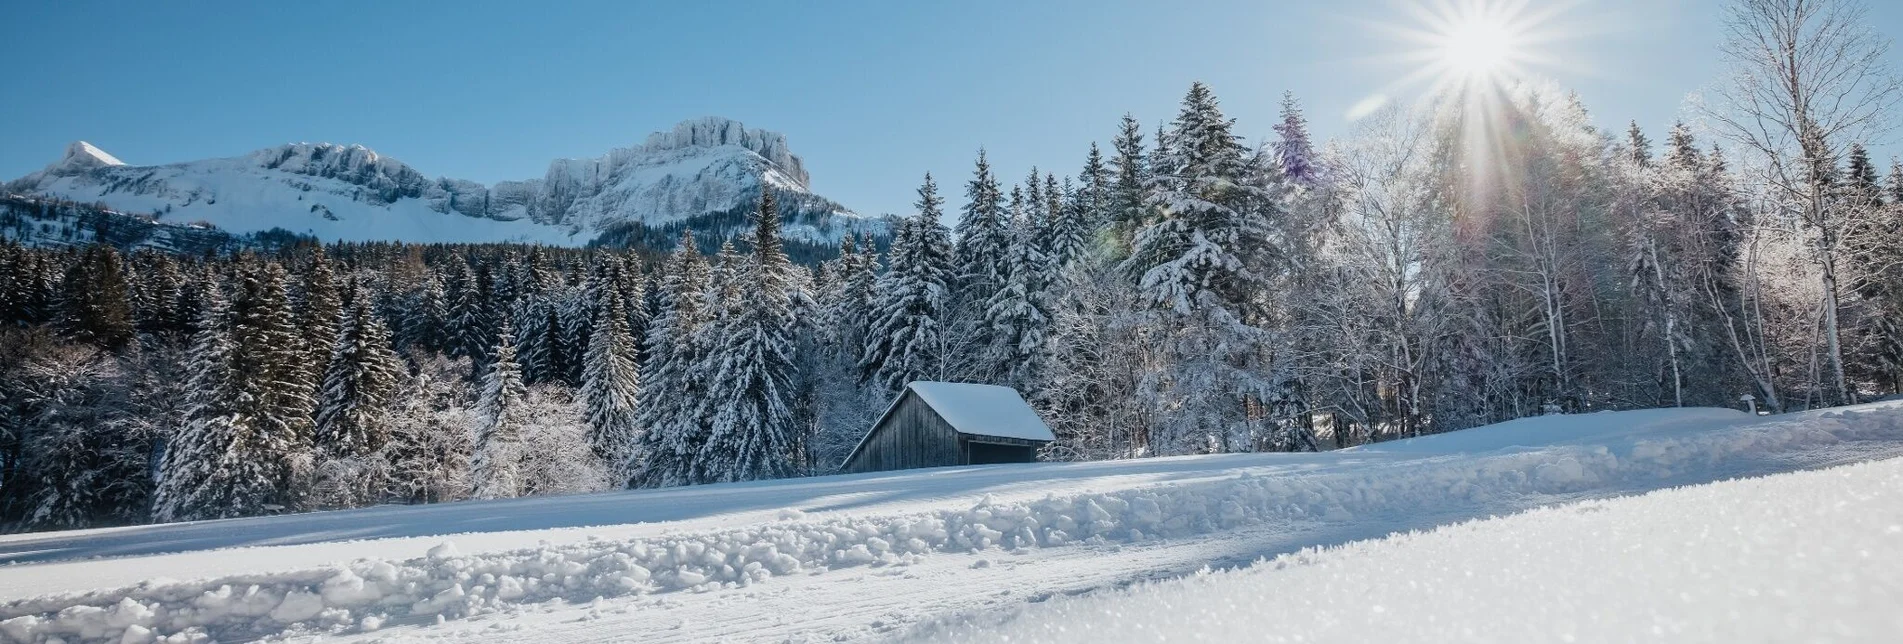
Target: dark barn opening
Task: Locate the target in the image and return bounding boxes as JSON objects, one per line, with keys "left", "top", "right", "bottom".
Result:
{"left": 967, "top": 441, "right": 1036, "bottom": 465}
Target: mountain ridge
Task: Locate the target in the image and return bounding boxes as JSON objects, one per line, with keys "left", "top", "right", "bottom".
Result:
{"left": 4, "top": 117, "right": 886, "bottom": 248}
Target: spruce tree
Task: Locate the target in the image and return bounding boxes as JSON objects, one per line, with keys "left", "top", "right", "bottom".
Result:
{"left": 954, "top": 152, "right": 1009, "bottom": 309}
{"left": 315, "top": 298, "right": 403, "bottom": 460}
{"left": 861, "top": 174, "right": 955, "bottom": 391}
{"left": 400, "top": 273, "right": 449, "bottom": 356}
{"left": 1122, "top": 81, "right": 1287, "bottom": 454}
{"left": 153, "top": 286, "right": 284, "bottom": 521}
{"left": 471, "top": 324, "right": 528, "bottom": 499}
{"left": 1273, "top": 92, "right": 1324, "bottom": 185}
{"left": 55, "top": 245, "right": 133, "bottom": 350}
{"left": 633, "top": 231, "right": 712, "bottom": 488}
{"left": 300, "top": 246, "right": 343, "bottom": 383}
{"left": 701, "top": 189, "right": 800, "bottom": 482}
{"left": 984, "top": 197, "right": 1054, "bottom": 389}
{"left": 231, "top": 260, "right": 319, "bottom": 506}
{"left": 582, "top": 294, "right": 642, "bottom": 487}
{"left": 1109, "top": 113, "right": 1151, "bottom": 255}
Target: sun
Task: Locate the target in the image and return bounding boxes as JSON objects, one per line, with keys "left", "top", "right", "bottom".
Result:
{"left": 1345, "top": 0, "right": 1585, "bottom": 120}
{"left": 1438, "top": 15, "right": 1517, "bottom": 78}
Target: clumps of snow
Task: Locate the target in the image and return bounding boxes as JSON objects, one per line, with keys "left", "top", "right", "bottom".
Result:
{"left": 3, "top": 407, "right": 1900, "bottom": 642}
{"left": 912, "top": 455, "right": 1903, "bottom": 643}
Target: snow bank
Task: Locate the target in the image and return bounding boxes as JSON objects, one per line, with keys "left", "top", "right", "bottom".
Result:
{"left": 912, "top": 455, "right": 1903, "bottom": 643}
{"left": 2, "top": 406, "right": 1899, "bottom": 643}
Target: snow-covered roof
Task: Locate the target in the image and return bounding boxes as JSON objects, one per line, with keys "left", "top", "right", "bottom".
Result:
{"left": 902, "top": 381, "right": 1055, "bottom": 442}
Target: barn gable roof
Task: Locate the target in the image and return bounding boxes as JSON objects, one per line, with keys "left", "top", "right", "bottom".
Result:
{"left": 842, "top": 382, "right": 1055, "bottom": 471}
{"left": 903, "top": 382, "right": 1055, "bottom": 442}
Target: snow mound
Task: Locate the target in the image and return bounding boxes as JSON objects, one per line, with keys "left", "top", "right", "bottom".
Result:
{"left": 913, "top": 455, "right": 1903, "bottom": 643}
{"left": 3, "top": 405, "right": 1900, "bottom": 642}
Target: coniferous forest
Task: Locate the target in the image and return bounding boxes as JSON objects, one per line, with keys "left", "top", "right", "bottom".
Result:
{"left": 5, "top": 62, "right": 1903, "bottom": 532}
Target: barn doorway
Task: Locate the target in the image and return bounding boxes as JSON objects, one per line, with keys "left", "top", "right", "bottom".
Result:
{"left": 967, "top": 441, "right": 1036, "bottom": 465}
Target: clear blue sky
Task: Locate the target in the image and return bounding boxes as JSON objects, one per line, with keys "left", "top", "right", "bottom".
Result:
{"left": 3, "top": 0, "right": 1899, "bottom": 217}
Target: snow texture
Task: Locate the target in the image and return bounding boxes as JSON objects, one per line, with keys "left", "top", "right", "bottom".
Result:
{"left": 903, "top": 381, "right": 1055, "bottom": 442}
{"left": 915, "top": 454, "right": 1903, "bottom": 643}
{"left": 1, "top": 403, "right": 1901, "bottom": 642}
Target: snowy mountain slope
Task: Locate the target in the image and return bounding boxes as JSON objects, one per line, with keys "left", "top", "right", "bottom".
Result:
{"left": 2, "top": 403, "right": 1901, "bottom": 642}
{"left": 2, "top": 118, "right": 884, "bottom": 247}
{"left": 921, "top": 456, "right": 1903, "bottom": 644}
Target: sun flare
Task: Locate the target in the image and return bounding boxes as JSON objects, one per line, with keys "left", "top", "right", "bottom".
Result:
{"left": 1439, "top": 15, "right": 1517, "bottom": 77}
{"left": 1349, "top": 0, "right": 1588, "bottom": 120}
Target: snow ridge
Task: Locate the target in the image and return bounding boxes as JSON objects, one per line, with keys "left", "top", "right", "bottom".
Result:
{"left": 4, "top": 406, "right": 1901, "bottom": 643}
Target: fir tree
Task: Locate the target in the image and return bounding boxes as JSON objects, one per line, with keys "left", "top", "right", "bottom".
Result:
{"left": 582, "top": 294, "right": 642, "bottom": 487}
{"left": 55, "top": 245, "right": 133, "bottom": 350}
{"left": 984, "top": 196, "right": 1055, "bottom": 389}
{"left": 400, "top": 273, "right": 449, "bottom": 356}
{"left": 701, "top": 189, "right": 800, "bottom": 482}
{"left": 153, "top": 287, "right": 282, "bottom": 521}
{"left": 1109, "top": 113, "right": 1151, "bottom": 255}
{"left": 1272, "top": 92, "right": 1324, "bottom": 185}
{"left": 862, "top": 174, "right": 956, "bottom": 391}
{"left": 471, "top": 324, "right": 528, "bottom": 499}
{"left": 314, "top": 299, "right": 403, "bottom": 460}
{"left": 633, "top": 231, "right": 712, "bottom": 488}
{"left": 954, "top": 152, "right": 1010, "bottom": 308}
{"left": 300, "top": 246, "right": 343, "bottom": 384}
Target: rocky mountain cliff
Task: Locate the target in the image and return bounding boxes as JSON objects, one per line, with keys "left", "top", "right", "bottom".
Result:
{"left": 4, "top": 118, "right": 886, "bottom": 247}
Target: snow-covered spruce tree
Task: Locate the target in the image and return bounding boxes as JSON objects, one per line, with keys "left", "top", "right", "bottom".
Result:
{"left": 582, "top": 293, "right": 642, "bottom": 487}
{"left": 312, "top": 298, "right": 404, "bottom": 507}
{"left": 399, "top": 272, "right": 449, "bottom": 357}
{"left": 983, "top": 191, "right": 1055, "bottom": 390}
{"left": 471, "top": 324, "right": 528, "bottom": 499}
{"left": 1108, "top": 113, "right": 1153, "bottom": 257}
{"left": 1272, "top": 91, "right": 1326, "bottom": 187}
{"left": 700, "top": 189, "right": 800, "bottom": 483}
{"left": 446, "top": 257, "right": 493, "bottom": 368}
{"left": 152, "top": 285, "right": 276, "bottom": 521}
{"left": 1841, "top": 143, "right": 1901, "bottom": 391}
{"left": 54, "top": 244, "right": 133, "bottom": 351}
{"left": 1077, "top": 142, "right": 1113, "bottom": 235}
{"left": 1864, "top": 160, "right": 1903, "bottom": 392}
{"left": 237, "top": 260, "right": 321, "bottom": 503}
{"left": 633, "top": 230, "right": 711, "bottom": 488}
{"left": 861, "top": 174, "right": 956, "bottom": 392}
{"left": 298, "top": 245, "right": 342, "bottom": 387}
{"left": 1120, "top": 81, "right": 1292, "bottom": 454}
{"left": 953, "top": 153, "right": 1010, "bottom": 326}
{"left": 1047, "top": 175, "right": 1092, "bottom": 272}
{"left": 131, "top": 251, "right": 191, "bottom": 337}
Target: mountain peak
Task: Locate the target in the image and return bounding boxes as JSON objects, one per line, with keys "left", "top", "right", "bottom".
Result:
{"left": 58, "top": 141, "right": 125, "bottom": 170}
{"left": 635, "top": 117, "right": 808, "bottom": 187}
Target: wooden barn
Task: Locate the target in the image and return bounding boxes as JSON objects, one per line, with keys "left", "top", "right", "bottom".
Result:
{"left": 840, "top": 381, "right": 1055, "bottom": 474}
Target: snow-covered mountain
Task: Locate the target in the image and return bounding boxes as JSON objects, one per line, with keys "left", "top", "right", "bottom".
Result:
{"left": 4, "top": 117, "right": 884, "bottom": 246}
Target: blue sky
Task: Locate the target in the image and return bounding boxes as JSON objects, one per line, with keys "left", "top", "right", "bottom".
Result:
{"left": 4, "top": 0, "right": 1899, "bottom": 216}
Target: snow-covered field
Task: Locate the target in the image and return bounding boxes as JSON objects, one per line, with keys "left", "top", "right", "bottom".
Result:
{"left": 4, "top": 403, "right": 1903, "bottom": 643}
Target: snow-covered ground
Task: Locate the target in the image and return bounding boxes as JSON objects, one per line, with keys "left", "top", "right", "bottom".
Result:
{"left": 915, "top": 451, "right": 1903, "bottom": 643}
{"left": 3, "top": 403, "right": 1902, "bottom": 643}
